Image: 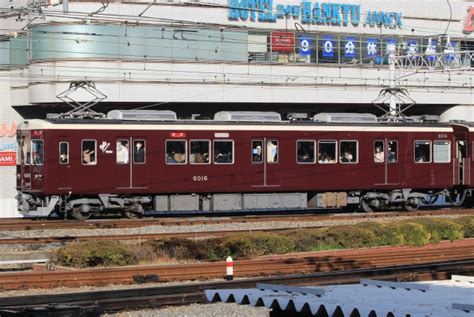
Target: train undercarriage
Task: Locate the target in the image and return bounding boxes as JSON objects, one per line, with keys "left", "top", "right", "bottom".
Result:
{"left": 16, "top": 188, "right": 470, "bottom": 220}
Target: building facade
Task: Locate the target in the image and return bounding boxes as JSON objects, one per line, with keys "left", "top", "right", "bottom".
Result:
{"left": 0, "top": 0, "right": 473, "bottom": 216}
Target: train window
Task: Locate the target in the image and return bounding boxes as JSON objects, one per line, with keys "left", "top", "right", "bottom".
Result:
{"left": 190, "top": 140, "right": 210, "bottom": 164}
{"left": 252, "top": 140, "right": 263, "bottom": 163}
{"left": 133, "top": 140, "right": 145, "bottom": 164}
{"left": 31, "top": 140, "right": 44, "bottom": 165}
{"left": 59, "top": 142, "right": 69, "bottom": 164}
{"left": 434, "top": 141, "right": 451, "bottom": 163}
{"left": 81, "top": 140, "right": 96, "bottom": 165}
{"left": 214, "top": 140, "right": 234, "bottom": 164}
{"left": 414, "top": 141, "right": 431, "bottom": 163}
{"left": 374, "top": 141, "right": 384, "bottom": 163}
{"left": 318, "top": 141, "right": 337, "bottom": 164}
{"left": 116, "top": 140, "right": 129, "bottom": 164}
{"left": 166, "top": 140, "right": 187, "bottom": 164}
{"left": 340, "top": 141, "right": 358, "bottom": 164}
{"left": 267, "top": 140, "right": 278, "bottom": 163}
{"left": 297, "top": 140, "right": 315, "bottom": 163}
{"left": 388, "top": 140, "right": 398, "bottom": 163}
{"left": 22, "top": 136, "right": 31, "bottom": 165}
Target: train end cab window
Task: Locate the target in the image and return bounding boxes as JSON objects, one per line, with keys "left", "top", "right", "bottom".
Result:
{"left": 31, "top": 139, "right": 44, "bottom": 165}
{"left": 267, "top": 140, "right": 278, "bottom": 163}
{"left": 318, "top": 141, "right": 336, "bottom": 164}
{"left": 414, "top": 141, "right": 432, "bottom": 163}
{"left": 133, "top": 140, "right": 146, "bottom": 164}
{"left": 340, "top": 141, "right": 358, "bottom": 164}
{"left": 59, "top": 142, "right": 69, "bottom": 164}
{"left": 190, "top": 140, "right": 210, "bottom": 164}
{"left": 297, "top": 140, "right": 315, "bottom": 163}
{"left": 116, "top": 140, "right": 129, "bottom": 164}
{"left": 388, "top": 141, "right": 398, "bottom": 163}
{"left": 81, "top": 140, "right": 96, "bottom": 165}
{"left": 166, "top": 140, "right": 187, "bottom": 164}
{"left": 214, "top": 140, "right": 234, "bottom": 164}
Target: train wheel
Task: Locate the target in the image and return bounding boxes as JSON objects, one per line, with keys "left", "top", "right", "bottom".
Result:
{"left": 404, "top": 198, "right": 420, "bottom": 211}
{"left": 71, "top": 205, "right": 91, "bottom": 220}
{"left": 360, "top": 198, "right": 376, "bottom": 213}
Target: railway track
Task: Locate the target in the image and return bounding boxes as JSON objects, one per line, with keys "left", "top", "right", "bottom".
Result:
{"left": 0, "top": 260, "right": 473, "bottom": 315}
{"left": 0, "top": 208, "right": 471, "bottom": 231}
{"left": 0, "top": 239, "right": 472, "bottom": 290}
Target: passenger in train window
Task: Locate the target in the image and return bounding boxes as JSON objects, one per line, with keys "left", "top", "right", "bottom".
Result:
{"left": 340, "top": 151, "right": 353, "bottom": 163}
{"left": 374, "top": 146, "right": 384, "bottom": 162}
{"left": 252, "top": 141, "right": 262, "bottom": 163}
{"left": 82, "top": 149, "right": 95, "bottom": 165}
{"left": 116, "top": 141, "right": 129, "bottom": 164}
{"left": 133, "top": 141, "right": 145, "bottom": 163}
{"left": 267, "top": 140, "right": 278, "bottom": 163}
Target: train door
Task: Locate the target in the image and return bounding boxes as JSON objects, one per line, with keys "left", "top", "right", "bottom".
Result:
{"left": 250, "top": 138, "right": 281, "bottom": 188}
{"left": 19, "top": 132, "right": 31, "bottom": 190}
{"left": 373, "top": 138, "right": 400, "bottom": 185}
{"left": 115, "top": 138, "right": 148, "bottom": 189}
{"left": 455, "top": 140, "right": 469, "bottom": 185}
{"left": 56, "top": 139, "right": 72, "bottom": 190}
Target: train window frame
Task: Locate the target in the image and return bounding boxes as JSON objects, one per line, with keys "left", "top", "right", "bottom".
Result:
{"left": 190, "top": 139, "right": 211, "bottom": 165}
{"left": 251, "top": 140, "right": 263, "bottom": 164}
{"left": 318, "top": 140, "right": 337, "bottom": 164}
{"left": 165, "top": 139, "right": 187, "bottom": 165}
{"left": 31, "top": 139, "right": 44, "bottom": 166}
{"left": 296, "top": 140, "right": 316, "bottom": 164}
{"left": 132, "top": 139, "right": 146, "bottom": 164}
{"left": 116, "top": 139, "right": 129, "bottom": 165}
{"left": 339, "top": 140, "right": 358, "bottom": 164}
{"left": 414, "top": 140, "right": 432, "bottom": 163}
{"left": 213, "top": 140, "right": 234, "bottom": 165}
{"left": 59, "top": 141, "right": 69, "bottom": 165}
{"left": 81, "top": 139, "right": 97, "bottom": 166}
{"left": 267, "top": 140, "right": 279, "bottom": 164}
{"left": 433, "top": 140, "right": 451, "bottom": 163}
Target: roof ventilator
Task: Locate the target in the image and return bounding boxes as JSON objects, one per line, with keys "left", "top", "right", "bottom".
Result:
{"left": 53, "top": 81, "right": 107, "bottom": 119}
{"left": 107, "top": 110, "right": 177, "bottom": 121}
{"left": 214, "top": 111, "right": 282, "bottom": 122}
{"left": 313, "top": 112, "right": 377, "bottom": 123}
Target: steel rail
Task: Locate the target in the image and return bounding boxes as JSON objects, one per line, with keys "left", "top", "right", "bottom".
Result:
{"left": 0, "top": 208, "right": 471, "bottom": 231}
{"left": 0, "top": 260, "right": 473, "bottom": 314}
{"left": 0, "top": 239, "right": 472, "bottom": 290}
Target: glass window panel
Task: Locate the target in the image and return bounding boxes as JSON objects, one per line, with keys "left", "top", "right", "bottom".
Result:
{"left": 388, "top": 140, "right": 398, "bottom": 163}
{"left": 434, "top": 141, "right": 451, "bottom": 163}
{"left": 374, "top": 141, "right": 384, "bottom": 163}
{"left": 318, "top": 141, "right": 336, "bottom": 163}
{"left": 297, "top": 140, "right": 315, "bottom": 163}
{"left": 415, "top": 141, "right": 431, "bottom": 163}
{"left": 267, "top": 140, "right": 278, "bottom": 163}
{"left": 252, "top": 140, "right": 263, "bottom": 163}
{"left": 190, "top": 140, "right": 210, "bottom": 164}
{"left": 82, "top": 140, "right": 96, "bottom": 165}
{"left": 116, "top": 140, "right": 129, "bottom": 164}
{"left": 166, "top": 140, "right": 186, "bottom": 164}
{"left": 340, "top": 141, "right": 358, "bottom": 163}
{"left": 59, "top": 142, "right": 69, "bottom": 164}
{"left": 318, "top": 35, "right": 338, "bottom": 63}
{"left": 214, "top": 140, "right": 234, "bottom": 164}
{"left": 31, "top": 140, "right": 44, "bottom": 165}
{"left": 133, "top": 140, "right": 146, "bottom": 164}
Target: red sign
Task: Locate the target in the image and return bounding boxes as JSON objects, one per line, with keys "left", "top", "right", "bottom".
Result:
{"left": 0, "top": 152, "right": 16, "bottom": 166}
{"left": 271, "top": 31, "right": 295, "bottom": 52}
{"left": 464, "top": 7, "right": 474, "bottom": 33}
{"left": 170, "top": 132, "right": 186, "bottom": 138}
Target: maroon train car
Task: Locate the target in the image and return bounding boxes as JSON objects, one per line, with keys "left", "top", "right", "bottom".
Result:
{"left": 15, "top": 111, "right": 472, "bottom": 219}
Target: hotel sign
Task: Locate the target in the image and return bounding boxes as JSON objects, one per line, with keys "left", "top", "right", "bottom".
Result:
{"left": 228, "top": 0, "right": 403, "bottom": 28}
